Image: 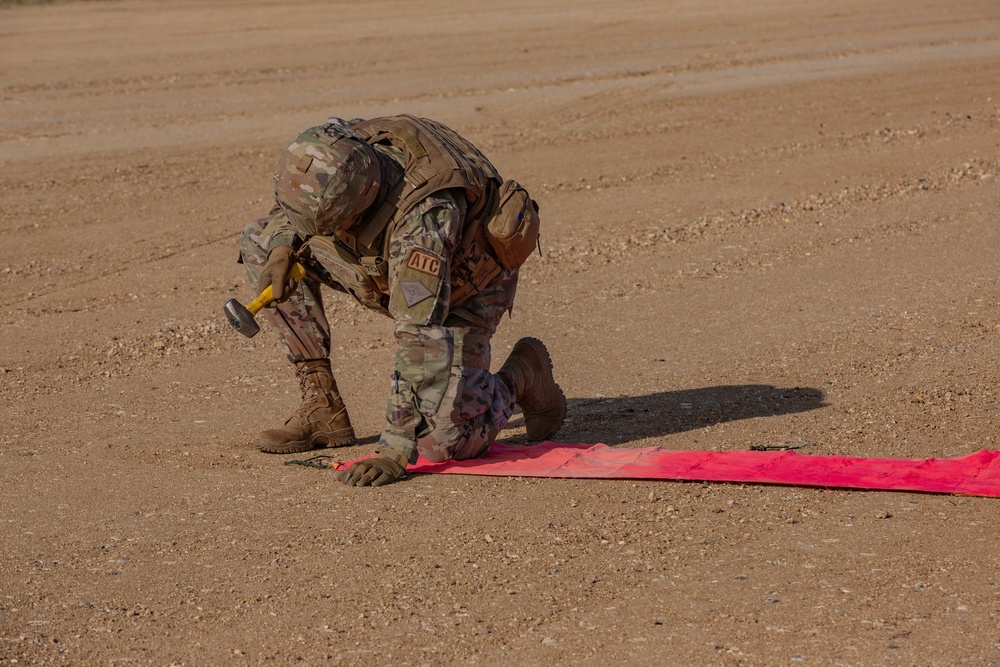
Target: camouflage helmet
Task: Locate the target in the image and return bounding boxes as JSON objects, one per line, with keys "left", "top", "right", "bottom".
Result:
{"left": 273, "top": 117, "right": 381, "bottom": 236}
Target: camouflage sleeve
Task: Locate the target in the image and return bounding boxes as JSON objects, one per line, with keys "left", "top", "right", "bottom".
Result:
{"left": 260, "top": 205, "right": 299, "bottom": 253}
{"left": 377, "top": 191, "right": 467, "bottom": 463}
{"left": 385, "top": 191, "right": 464, "bottom": 326}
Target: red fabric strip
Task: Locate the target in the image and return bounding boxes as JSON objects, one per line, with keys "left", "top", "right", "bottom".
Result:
{"left": 394, "top": 443, "right": 1000, "bottom": 497}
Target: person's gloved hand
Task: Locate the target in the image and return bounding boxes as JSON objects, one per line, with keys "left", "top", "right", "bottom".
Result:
{"left": 336, "top": 448, "right": 409, "bottom": 487}
{"left": 257, "top": 245, "right": 296, "bottom": 302}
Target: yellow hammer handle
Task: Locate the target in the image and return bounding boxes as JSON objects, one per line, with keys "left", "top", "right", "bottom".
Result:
{"left": 245, "top": 262, "right": 308, "bottom": 316}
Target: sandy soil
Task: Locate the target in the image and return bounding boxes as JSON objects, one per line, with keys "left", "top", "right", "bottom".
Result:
{"left": 2, "top": 0, "right": 1000, "bottom": 664}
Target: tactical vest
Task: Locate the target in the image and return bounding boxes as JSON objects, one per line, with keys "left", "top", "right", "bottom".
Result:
{"left": 302, "top": 115, "right": 505, "bottom": 314}
{"left": 350, "top": 114, "right": 502, "bottom": 248}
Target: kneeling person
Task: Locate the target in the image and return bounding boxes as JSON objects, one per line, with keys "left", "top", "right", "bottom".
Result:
{"left": 238, "top": 115, "right": 566, "bottom": 487}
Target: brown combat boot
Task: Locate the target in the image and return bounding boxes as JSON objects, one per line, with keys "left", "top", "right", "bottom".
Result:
{"left": 252, "top": 360, "right": 356, "bottom": 454}
{"left": 498, "top": 337, "right": 567, "bottom": 441}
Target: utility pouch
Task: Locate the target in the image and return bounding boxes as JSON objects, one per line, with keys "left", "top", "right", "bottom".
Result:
{"left": 450, "top": 243, "right": 503, "bottom": 307}
{"left": 360, "top": 255, "right": 389, "bottom": 293}
{"left": 304, "top": 235, "right": 388, "bottom": 314}
{"left": 485, "top": 180, "right": 540, "bottom": 271}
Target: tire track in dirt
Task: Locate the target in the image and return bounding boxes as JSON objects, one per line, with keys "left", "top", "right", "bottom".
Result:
{"left": 517, "top": 36, "right": 998, "bottom": 122}
{"left": 538, "top": 157, "right": 995, "bottom": 271}
{"left": 502, "top": 82, "right": 998, "bottom": 157}
{"left": 530, "top": 111, "right": 996, "bottom": 195}
{"left": 0, "top": 148, "right": 277, "bottom": 309}
{"left": 4, "top": 29, "right": 995, "bottom": 146}
{"left": 4, "top": 229, "right": 239, "bottom": 309}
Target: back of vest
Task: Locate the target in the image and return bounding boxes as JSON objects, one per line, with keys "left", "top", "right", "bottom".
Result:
{"left": 350, "top": 115, "right": 502, "bottom": 222}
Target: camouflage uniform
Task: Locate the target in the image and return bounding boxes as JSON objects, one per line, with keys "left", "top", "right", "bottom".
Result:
{"left": 240, "top": 186, "right": 519, "bottom": 465}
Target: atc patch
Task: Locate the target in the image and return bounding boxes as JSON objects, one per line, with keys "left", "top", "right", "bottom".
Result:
{"left": 390, "top": 247, "right": 447, "bottom": 325}
{"left": 406, "top": 250, "right": 442, "bottom": 277}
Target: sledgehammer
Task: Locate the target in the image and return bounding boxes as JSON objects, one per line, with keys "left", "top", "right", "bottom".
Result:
{"left": 223, "top": 262, "right": 307, "bottom": 338}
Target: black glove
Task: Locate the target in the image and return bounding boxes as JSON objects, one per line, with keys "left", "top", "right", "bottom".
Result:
{"left": 336, "top": 449, "right": 409, "bottom": 487}
{"left": 257, "top": 245, "right": 296, "bottom": 302}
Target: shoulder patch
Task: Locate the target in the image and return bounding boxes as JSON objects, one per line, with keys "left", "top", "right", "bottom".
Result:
{"left": 399, "top": 280, "right": 434, "bottom": 307}
{"left": 407, "top": 250, "right": 442, "bottom": 277}
{"left": 389, "top": 246, "right": 448, "bottom": 325}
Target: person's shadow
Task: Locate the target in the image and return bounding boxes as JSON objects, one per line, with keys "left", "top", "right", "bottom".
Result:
{"left": 504, "top": 384, "right": 827, "bottom": 446}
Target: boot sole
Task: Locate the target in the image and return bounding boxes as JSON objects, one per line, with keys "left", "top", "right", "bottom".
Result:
{"left": 254, "top": 427, "right": 356, "bottom": 454}
{"left": 516, "top": 337, "right": 568, "bottom": 441}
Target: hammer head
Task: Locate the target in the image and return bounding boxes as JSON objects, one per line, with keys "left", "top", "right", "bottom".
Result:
{"left": 224, "top": 298, "right": 260, "bottom": 338}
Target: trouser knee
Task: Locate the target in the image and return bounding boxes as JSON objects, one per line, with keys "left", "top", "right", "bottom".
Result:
{"left": 414, "top": 366, "right": 514, "bottom": 462}
{"left": 417, "top": 420, "right": 497, "bottom": 463}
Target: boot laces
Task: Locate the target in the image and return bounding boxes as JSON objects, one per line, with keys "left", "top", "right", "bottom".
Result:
{"left": 296, "top": 365, "right": 332, "bottom": 404}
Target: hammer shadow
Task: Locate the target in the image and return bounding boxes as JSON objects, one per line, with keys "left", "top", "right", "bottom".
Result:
{"left": 504, "top": 384, "right": 827, "bottom": 446}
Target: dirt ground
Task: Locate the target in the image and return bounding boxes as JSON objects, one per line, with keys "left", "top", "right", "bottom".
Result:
{"left": 2, "top": 0, "right": 1000, "bottom": 664}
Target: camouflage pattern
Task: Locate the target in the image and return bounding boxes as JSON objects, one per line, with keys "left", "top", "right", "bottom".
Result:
{"left": 254, "top": 206, "right": 298, "bottom": 255}
{"left": 273, "top": 118, "right": 382, "bottom": 237}
{"left": 385, "top": 192, "right": 463, "bottom": 326}
{"left": 349, "top": 114, "right": 502, "bottom": 227}
{"left": 240, "top": 210, "right": 330, "bottom": 362}
{"left": 240, "top": 188, "right": 520, "bottom": 464}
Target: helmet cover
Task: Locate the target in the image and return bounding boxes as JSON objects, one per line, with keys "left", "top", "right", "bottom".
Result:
{"left": 273, "top": 117, "right": 381, "bottom": 236}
